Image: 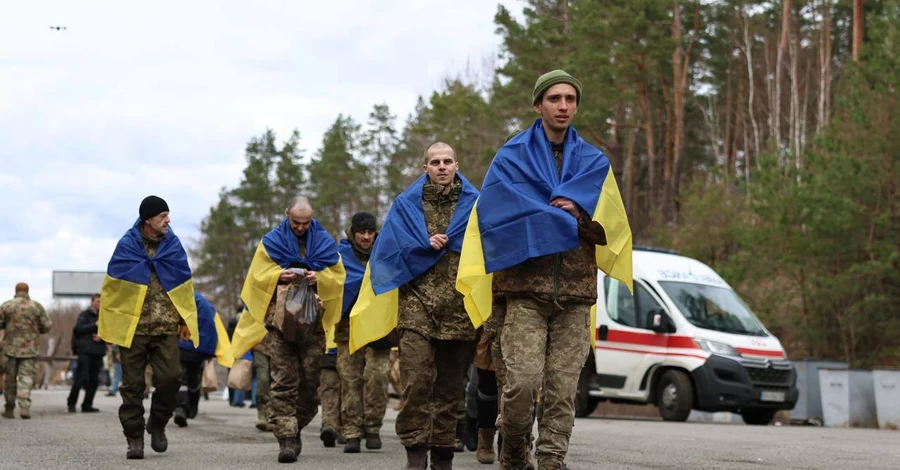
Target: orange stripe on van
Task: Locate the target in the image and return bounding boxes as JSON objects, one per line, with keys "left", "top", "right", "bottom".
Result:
{"left": 600, "top": 328, "right": 699, "bottom": 349}
{"left": 735, "top": 347, "right": 785, "bottom": 358}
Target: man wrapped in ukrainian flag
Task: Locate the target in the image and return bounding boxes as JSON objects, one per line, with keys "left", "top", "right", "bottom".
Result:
{"left": 173, "top": 291, "right": 233, "bottom": 428}
{"left": 98, "top": 195, "right": 199, "bottom": 460}
{"left": 230, "top": 195, "right": 345, "bottom": 464}
{"left": 455, "top": 70, "right": 634, "bottom": 470}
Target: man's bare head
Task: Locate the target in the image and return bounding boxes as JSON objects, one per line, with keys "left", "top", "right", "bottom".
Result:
{"left": 422, "top": 142, "right": 459, "bottom": 186}
{"left": 285, "top": 195, "right": 314, "bottom": 237}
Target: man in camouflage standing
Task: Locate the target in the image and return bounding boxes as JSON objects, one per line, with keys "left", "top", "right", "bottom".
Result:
{"left": 0, "top": 282, "right": 53, "bottom": 419}
{"left": 476, "top": 70, "right": 614, "bottom": 470}
{"left": 335, "top": 211, "right": 391, "bottom": 453}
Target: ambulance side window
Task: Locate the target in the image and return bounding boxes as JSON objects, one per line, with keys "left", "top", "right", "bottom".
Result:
{"left": 605, "top": 278, "right": 664, "bottom": 330}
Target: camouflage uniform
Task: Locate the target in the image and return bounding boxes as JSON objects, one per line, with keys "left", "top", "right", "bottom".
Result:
{"left": 118, "top": 234, "right": 186, "bottom": 438}
{"left": 264, "top": 233, "right": 325, "bottom": 443}
{"left": 335, "top": 236, "right": 391, "bottom": 441}
{"left": 396, "top": 178, "right": 477, "bottom": 453}
{"left": 0, "top": 292, "right": 52, "bottom": 418}
{"left": 318, "top": 351, "right": 341, "bottom": 435}
{"left": 493, "top": 143, "right": 602, "bottom": 470}
{"left": 252, "top": 341, "right": 271, "bottom": 430}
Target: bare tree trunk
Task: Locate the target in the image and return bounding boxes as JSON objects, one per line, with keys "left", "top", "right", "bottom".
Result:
{"left": 733, "top": 42, "right": 746, "bottom": 179}
{"left": 724, "top": 32, "right": 736, "bottom": 176}
{"left": 668, "top": 0, "right": 701, "bottom": 225}
{"left": 638, "top": 74, "right": 658, "bottom": 210}
{"left": 775, "top": 0, "right": 792, "bottom": 149}
{"left": 789, "top": 23, "right": 800, "bottom": 164}
{"left": 853, "top": 0, "right": 864, "bottom": 62}
{"left": 817, "top": 0, "right": 833, "bottom": 134}
{"left": 743, "top": 9, "right": 762, "bottom": 160}
{"left": 626, "top": 126, "right": 637, "bottom": 222}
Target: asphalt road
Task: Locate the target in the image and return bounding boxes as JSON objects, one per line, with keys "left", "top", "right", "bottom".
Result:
{"left": 1, "top": 389, "right": 897, "bottom": 469}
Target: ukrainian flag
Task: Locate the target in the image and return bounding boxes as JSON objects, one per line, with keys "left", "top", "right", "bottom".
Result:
{"left": 457, "top": 119, "right": 633, "bottom": 328}
{"left": 179, "top": 292, "right": 234, "bottom": 368}
{"left": 99, "top": 219, "right": 199, "bottom": 348}
{"left": 338, "top": 238, "right": 366, "bottom": 318}
{"left": 349, "top": 173, "right": 479, "bottom": 353}
{"left": 231, "top": 219, "right": 345, "bottom": 359}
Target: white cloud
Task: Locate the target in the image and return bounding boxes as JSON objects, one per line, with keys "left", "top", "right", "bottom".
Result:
{"left": 0, "top": 0, "right": 523, "bottom": 305}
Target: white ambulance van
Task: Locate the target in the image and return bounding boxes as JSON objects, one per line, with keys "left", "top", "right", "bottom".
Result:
{"left": 576, "top": 248, "right": 799, "bottom": 425}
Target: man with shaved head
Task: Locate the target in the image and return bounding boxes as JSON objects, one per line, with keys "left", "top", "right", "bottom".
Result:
{"left": 232, "top": 195, "right": 346, "bottom": 463}
{"left": 1, "top": 282, "right": 52, "bottom": 419}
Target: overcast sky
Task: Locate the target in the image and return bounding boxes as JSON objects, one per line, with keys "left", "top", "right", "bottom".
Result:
{"left": 0, "top": 0, "right": 522, "bottom": 307}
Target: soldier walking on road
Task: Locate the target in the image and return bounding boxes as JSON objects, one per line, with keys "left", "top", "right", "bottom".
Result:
{"left": 335, "top": 212, "right": 392, "bottom": 454}
{"left": 1, "top": 282, "right": 52, "bottom": 419}
{"left": 98, "top": 196, "right": 200, "bottom": 460}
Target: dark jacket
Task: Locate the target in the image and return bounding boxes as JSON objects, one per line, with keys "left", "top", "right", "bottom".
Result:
{"left": 73, "top": 308, "right": 107, "bottom": 356}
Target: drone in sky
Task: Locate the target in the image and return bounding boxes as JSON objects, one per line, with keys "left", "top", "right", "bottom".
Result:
{"left": 49, "top": 26, "right": 67, "bottom": 31}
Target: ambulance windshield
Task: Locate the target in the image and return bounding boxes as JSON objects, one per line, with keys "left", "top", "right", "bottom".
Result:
{"left": 659, "top": 282, "right": 767, "bottom": 336}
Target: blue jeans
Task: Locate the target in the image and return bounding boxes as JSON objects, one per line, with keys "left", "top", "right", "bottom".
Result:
{"left": 109, "top": 363, "right": 122, "bottom": 395}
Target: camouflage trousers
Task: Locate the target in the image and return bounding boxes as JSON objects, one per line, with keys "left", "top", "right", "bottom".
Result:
{"left": 396, "top": 330, "right": 474, "bottom": 449}
{"left": 253, "top": 353, "right": 270, "bottom": 423}
{"left": 3, "top": 355, "right": 36, "bottom": 412}
{"left": 318, "top": 366, "right": 341, "bottom": 432}
{"left": 264, "top": 327, "right": 324, "bottom": 440}
{"left": 119, "top": 335, "right": 181, "bottom": 437}
{"left": 500, "top": 297, "right": 591, "bottom": 470}
{"left": 336, "top": 342, "right": 391, "bottom": 439}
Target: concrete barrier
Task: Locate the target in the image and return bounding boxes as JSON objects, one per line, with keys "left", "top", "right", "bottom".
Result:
{"left": 872, "top": 370, "right": 900, "bottom": 430}
{"left": 818, "top": 369, "right": 877, "bottom": 428}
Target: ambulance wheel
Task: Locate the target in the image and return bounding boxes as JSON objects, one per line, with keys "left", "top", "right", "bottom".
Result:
{"left": 657, "top": 369, "right": 693, "bottom": 422}
{"left": 575, "top": 365, "right": 599, "bottom": 418}
{"left": 741, "top": 408, "right": 776, "bottom": 425}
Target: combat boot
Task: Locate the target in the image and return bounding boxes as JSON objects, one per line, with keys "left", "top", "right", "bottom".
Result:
{"left": 404, "top": 445, "right": 428, "bottom": 470}
{"left": 174, "top": 407, "right": 188, "bottom": 428}
{"left": 344, "top": 437, "right": 361, "bottom": 453}
{"left": 464, "top": 416, "right": 478, "bottom": 451}
{"left": 454, "top": 420, "right": 465, "bottom": 452}
{"left": 147, "top": 427, "right": 168, "bottom": 453}
{"left": 277, "top": 438, "right": 298, "bottom": 463}
{"left": 499, "top": 437, "right": 535, "bottom": 470}
{"left": 19, "top": 407, "right": 31, "bottom": 419}
{"left": 365, "top": 432, "right": 382, "bottom": 450}
{"left": 476, "top": 428, "right": 496, "bottom": 464}
{"left": 320, "top": 426, "right": 338, "bottom": 447}
{"left": 257, "top": 405, "right": 272, "bottom": 432}
{"left": 431, "top": 446, "right": 455, "bottom": 470}
{"left": 294, "top": 432, "right": 302, "bottom": 456}
{"left": 2, "top": 405, "right": 14, "bottom": 419}
{"left": 126, "top": 436, "right": 144, "bottom": 460}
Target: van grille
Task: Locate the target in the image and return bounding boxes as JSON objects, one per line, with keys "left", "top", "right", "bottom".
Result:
{"left": 745, "top": 366, "right": 791, "bottom": 386}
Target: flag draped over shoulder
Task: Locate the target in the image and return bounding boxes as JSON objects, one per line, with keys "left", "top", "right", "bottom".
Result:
{"left": 349, "top": 173, "right": 479, "bottom": 353}
{"left": 338, "top": 239, "right": 366, "bottom": 317}
{"left": 457, "top": 119, "right": 633, "bottom": 328}
{"left": 179, "top": 292, "right": 234, "bottom": 368}
{"left": 99, "top": 219, "right": 199, "bottom": 349}
{"left": 231, "top": 219, "right": 345, "bottom": 359}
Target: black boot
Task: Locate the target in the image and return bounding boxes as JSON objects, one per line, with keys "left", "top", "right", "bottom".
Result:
{"left": 454, "top": 420, "right": 465, "bottom": 452}
{"left": 404, "top": 445, "right": 428, "bottom": 470}
{"left": 365, "top": 432, "right": 383, "bottom": 450}
{"left": 174, "top": 407, "right": 188, "bottom": 428}
{"left": 147, "top": 427, "right": 168, "bottom": 453}
{"left": 126, "top": 436, "right": 144, "bottom": 460}
{"left": 431, "top": 446, "right": 455, "bottom": 470}
{"left": 464, "top": 416, "right": 478, "bottom": 451}
{"left": 278, "top": 438, "right": 298, "bottom": 463}
{"left": 344, "top": 437, "right": 361, "bottom": 453}
{"left": 320, "top": 427, "right": 338, "bottom": 447}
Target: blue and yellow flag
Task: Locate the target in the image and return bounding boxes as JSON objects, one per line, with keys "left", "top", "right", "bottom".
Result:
{"left": 349, "top": 173, "right": 479, "bottom": 353}
{"left": 338, "top": 239, "right": 366, "bottom": 318}
{"left": 457, "top": 119, "right": 633, "bottom": 328}
{"left": 99, "top": 219, "right": 199, "bottom": 349}
{"left": 179, "top": 292, "right": 234, "bottom": 368}
{"left": 231, "top": 219, "right": 346, "bottom": 359}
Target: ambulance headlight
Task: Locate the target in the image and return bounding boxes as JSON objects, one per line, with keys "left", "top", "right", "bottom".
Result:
{"left": 694, "top": 339, "right": 742, "bottom": 357}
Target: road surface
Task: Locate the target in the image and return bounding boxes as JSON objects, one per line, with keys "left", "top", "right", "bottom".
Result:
{"left": 0, "top": 389, "right": 897, "bottom": 469}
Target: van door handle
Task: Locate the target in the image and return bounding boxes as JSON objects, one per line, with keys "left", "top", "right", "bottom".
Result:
{"left": 598, "top": 325, "right": 609, "bottom": 341}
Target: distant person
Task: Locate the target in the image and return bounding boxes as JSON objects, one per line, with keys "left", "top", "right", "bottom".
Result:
{"left": 98, "top": 195, "right": 199, "bottom": 460}
{"left": 106, "top": 345, "right": 122, "bottom": 397}
{"left": 227, "top": 309, "right": 247, "bottom": 407}
{"left": 0, "top": 282, "right": 52, "bottom": 419}
{"left": 67, "top": 294, "right": 105, "bottom": 413}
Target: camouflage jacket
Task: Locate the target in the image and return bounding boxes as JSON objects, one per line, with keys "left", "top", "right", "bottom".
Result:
{"left": 0, "top": 292, "right": 52, "bottom": 358}
{"left": 493, "top": 142, "right": 605, "bottom": 305}
{"left": 398, "top": 178, "right": 476, "bottom": 341}
{"left": 135, "top": 233, "right": 184, "bottom": 337}
{"left": 335, "top": 232, "right": 372, "bottom": 343}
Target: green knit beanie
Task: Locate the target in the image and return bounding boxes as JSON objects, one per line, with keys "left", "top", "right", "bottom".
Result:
{"left": 532, "top": 69, "right": 583, "bottom": 105}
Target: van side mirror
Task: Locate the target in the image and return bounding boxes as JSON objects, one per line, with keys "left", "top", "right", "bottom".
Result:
{"left": 649, "top": 309, "right": 675, "bottom": 333}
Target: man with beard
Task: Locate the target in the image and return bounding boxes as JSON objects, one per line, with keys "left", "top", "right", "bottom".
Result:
{"left": 334, "top": 211, "right": 391, "bottom": 453}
